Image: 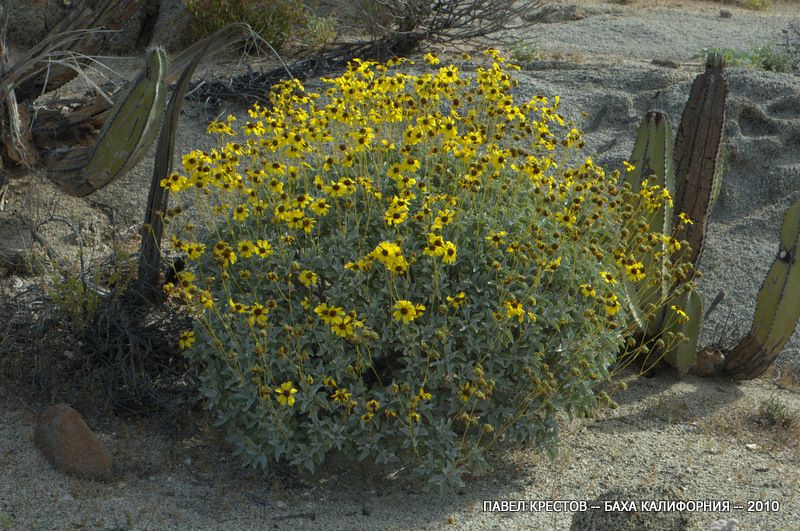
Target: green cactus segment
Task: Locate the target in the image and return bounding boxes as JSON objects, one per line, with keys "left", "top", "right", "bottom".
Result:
{"left": 623, "top": 111, "right": 674, "bottom": 337}
{"left": 725, "top": 199, "right": 800, "bottom": 378}
{"left": 662, "top": 289, "right": 703, "bottom": 376}
{"left": 48, "top": 47, "right": 168, "bottom": 197}
{"left": 622, "top": 277, "right": 647, "bottom": 332}
{"left": 671, "top": 51, "right": 728, "bottom": 268}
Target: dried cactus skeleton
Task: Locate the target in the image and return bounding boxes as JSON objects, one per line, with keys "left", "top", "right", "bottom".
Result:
{"left": 47, "top": 47, "right": 169, "bottom": 197}
{"left": 0, "top": 0, "right": 141, "bottom": 178}
{"left": 0, "top": 0, "right": 253, "bottom": 304}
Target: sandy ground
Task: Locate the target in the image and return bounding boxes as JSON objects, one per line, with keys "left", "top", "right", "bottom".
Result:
{"left": 2, "top": 1, "right": 800, "bottom": 529}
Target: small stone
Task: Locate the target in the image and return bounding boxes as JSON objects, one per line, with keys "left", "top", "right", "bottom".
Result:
{"left": 183, "top": 457, "right": 192, "bottom": 466}
{"left": 710, "top": 517, "right": 739, "bottom": 531}
{"left": 720, "top": 9, "right": 733, "bottom": 19}
{"left": 34, "top": 403, "right": 113, "bottom": 481}
{"left": 60, "top": 493, "right": 74, "bottom": 502}
{"left": 275, "top": 501, "right": 288, "bottom": 509}
{"left": 745, "top": 443, "right": 759, "bottom": 451}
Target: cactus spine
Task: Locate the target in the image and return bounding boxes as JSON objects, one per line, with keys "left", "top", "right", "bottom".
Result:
{"left": 724, "top": 199, "right": 800, "bottom": 378}
{"left": 47, "top": 47, "right": 168, "bottom": 197}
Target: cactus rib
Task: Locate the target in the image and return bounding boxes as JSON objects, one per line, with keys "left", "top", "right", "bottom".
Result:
{"left": 672, "top": 52, "right": 728, "bottom": 268}
{"left": 724, "top": 199, "right": 800, "bottom": 378}
{"left": 47, "top": 47, "right": 168, "bottom": 197}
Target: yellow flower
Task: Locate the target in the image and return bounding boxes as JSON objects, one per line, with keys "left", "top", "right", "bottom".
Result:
{"left": 459, "top": 382, "right": 476, "bottom": 402}
{"left": 393, "top": 300, "right": 424, "bottom": 324}
{"left": 504, "top": 300, "right": 525, "bottom": 322}
{"left": 255, "top": 239, "right": 274, "bottom": 258}
{"left": 423, "top": 52, "right": 440, "bottom": 65}
{"left": 423, "top": 233, "right": 445, "bottom": 257}
{"left": 213, "top": 241, "right": 236, "bottom": 267}
{"left": 310, "top": 198, "right": 330, "bottom": 216}
{"left": 622, "top": 160, "right": 635, "bottom": 172}
{"left": 160, "top": 172, "right": 188, "bottom": 192}
{"left": 671, "top": 304, "right": 689, "bottom": 323}
{"left": 678, "top": 212, "right": 694, "bottom": 225}
{"left": 485, "top": 229, "right": 507, "bottom": 248}
{"left": 604, "top": 294, "right": 621, "bottom": 316}
{"left": 178, "top": 331, "right": 195, "bottom": 350}
{"left": 248, "top": 303, "right": 269, "bottom": 328}
{"left": 199, "top": 290, "right": 214, "bottom": 309}
{"left": 237, "top": 239, "right": 255, "bottom": 258}
{"left": 330, "top": 315, "right": 356, "bottom": 337}
{"left": 600, "top": 271, "right": 617, "bottom": 285}
{"left": 331, "top": 387, "right": 351, "bottom": 404}
{"left": 275, "top": 381, "right": 298, "bottom": 406}
{"left": 385, "top": 206, "right": 408, "bottom": 226}
{"left": 299, "top": 270, "right": 318, "bottom": 287}
{"left": 229, "top": 299, "right": 247, "bottom": 314}
{"left": 442, "top": 241, "right": 457, "bottom": 265}
{"left": 579, "top": 284, "right": 596, "bottom": 298}
{"left": 233, "top": 204, "right": 249, "bottom": 222}
{"left": 546, "top": 256, "right": 562, "bottom": 273}
{"left": 315, "top": 303, "right": 344, "bottom": 325}
{"left": 446, "top": 292, "right": 467, "bottom": 308}
{"left": 185, "top": 243, "right": 205, "bottom": 260}
{"left": 625, "top": 261, "right": 646, "bottom": 282}
{"left": 432, "top": 209, "right": 455, "bottom": 230}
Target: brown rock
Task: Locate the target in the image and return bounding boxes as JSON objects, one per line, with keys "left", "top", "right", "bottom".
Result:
{"left": 34, "top": 403, "right": 113, "bottom": 481}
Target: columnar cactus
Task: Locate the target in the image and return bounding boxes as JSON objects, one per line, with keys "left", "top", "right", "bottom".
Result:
{"left": 620, "top": 53, "right": 728, "bottom": 375}
{"left": 724, "top": 199, "right": 800, "bottom": 378}
{"left": 671, "top": 52, "right": 728, "bottom": 268}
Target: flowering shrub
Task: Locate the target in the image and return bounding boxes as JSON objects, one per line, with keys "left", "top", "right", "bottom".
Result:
{"left": 164, "top": 51, "right": 677, "bottom": 488}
